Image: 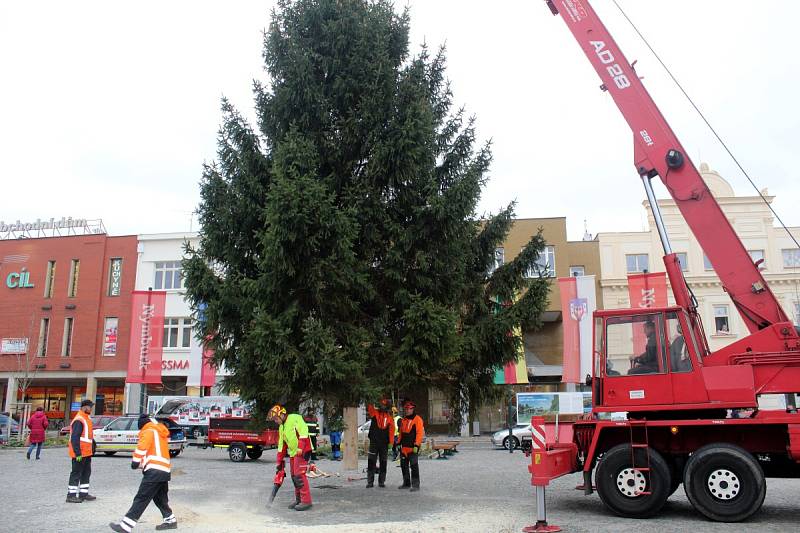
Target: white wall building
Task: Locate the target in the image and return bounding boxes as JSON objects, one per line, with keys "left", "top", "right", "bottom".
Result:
{"left": 598, "top": 163, "right": 800, "bottom": 353}
{"left": 126, "top": 232, "right": 223, "bottom": 412}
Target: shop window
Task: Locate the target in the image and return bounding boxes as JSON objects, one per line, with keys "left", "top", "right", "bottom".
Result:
{"left": 713, "top": 305, "right": 731, "bottom": 334}
{"left": 37, "top": 318, "right": 50, "bottom": 357}
{"left": 626, "top": 254, "right": 649, "bottom": 273}
{"left": 67, "top": 259, "right": 80, "bottom": 297}
{"left": 154, "top": 261, "right": 183, "bottom": 290}
{"left": 44, "top": 260, "right": 56, "bottom": 298}
{"left": 163, "top": 317, "right": 193, "bottom": 348}
{"left": 62, "top": 317, "right": 74, "bottom": 356}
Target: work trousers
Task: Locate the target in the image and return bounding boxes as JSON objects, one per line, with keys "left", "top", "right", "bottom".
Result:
{"left": 290, "top": 455, "right": 312, "bottom": 504}
{"left": 367, "top": 441, "right": 388, "bottom": 485}
{"left": 400, "top": 451, "right": 419, "bottom": 488}
{"left": 124, "top": 471, "right": 173, "bottom": 523}
{"left": 67, "top": 457, "right": 92, "bottom": 496}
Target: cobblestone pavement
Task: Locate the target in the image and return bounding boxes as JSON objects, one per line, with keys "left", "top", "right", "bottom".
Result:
{"left": 1, "top": 443, "right": 797, "bottom": 532}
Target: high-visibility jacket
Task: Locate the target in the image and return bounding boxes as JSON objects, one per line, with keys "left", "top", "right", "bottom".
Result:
{"left": 398, "top": 414, "right": 424, "bottom": 450}
{"left": 367, "top": 404, "right": 395, "bottom": 446}
{"left": 132, "top": 420, "right": 171, "bottom": 473}
{"left": 276, "top": 413, "right": 312, "bottom": 459}
{"left": 68, "top": 411, "right": 93, "bottom": 459}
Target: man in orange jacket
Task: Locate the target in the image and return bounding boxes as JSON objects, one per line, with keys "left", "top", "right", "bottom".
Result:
{"left": 366, "top": 399, "right": 394, "bottom": 488}
{"left": 397, "top": 399, "right": 424, "bottom": 492}
{"left": 110, "top": 415, "right": 177, "bottom": 532}
{"left": 67, "top": 399, "right": 95, "bottom": 503}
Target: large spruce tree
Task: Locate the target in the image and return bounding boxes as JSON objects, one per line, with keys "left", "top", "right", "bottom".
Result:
{"left": 183, "top": 0, "right": 550, "bottom": 420}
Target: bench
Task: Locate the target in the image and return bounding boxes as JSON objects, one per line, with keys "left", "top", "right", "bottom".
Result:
{"left": 429, "top": 440, "right": 459, "bottom": 459}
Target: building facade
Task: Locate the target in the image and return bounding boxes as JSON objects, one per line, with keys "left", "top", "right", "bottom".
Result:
{"left": 597, "top": 163, "right": 800, "bottom": 352}
{"left": 0, "top": 231, "right": 137, "bottom": 425}
{"left": 126, "top": 232, "right": 214, "bottom": 412}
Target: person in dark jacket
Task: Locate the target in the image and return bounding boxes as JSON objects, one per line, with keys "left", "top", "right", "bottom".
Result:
{"left": 628, "top": 321, "right": 659, "bottom": 375}
{"left": 26, "top": 407, "right": 49, "bottom": 460}
{"left": 366, "top": 399, "right": 395, "bottom": 488}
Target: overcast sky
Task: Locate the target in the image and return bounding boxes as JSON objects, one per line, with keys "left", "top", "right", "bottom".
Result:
{"left": 1, "top": 1, "right": 798, "bottom": 241}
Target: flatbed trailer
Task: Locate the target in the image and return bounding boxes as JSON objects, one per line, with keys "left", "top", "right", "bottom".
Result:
{"left": 198, "top": 417, "right": 279, "bottom": 462}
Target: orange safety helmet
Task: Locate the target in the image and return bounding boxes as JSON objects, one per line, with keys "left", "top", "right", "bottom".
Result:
{"left": 267, "top": 404, "right": 287, "bottom": 419}
{"left": 403, "top": 399, "right": 416, "bottom": 409}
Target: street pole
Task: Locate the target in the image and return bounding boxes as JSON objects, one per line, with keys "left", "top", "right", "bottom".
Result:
{"left": 139, "top": 287, "right": 152, "bottom": 414}
{"left": 508, "top": 387, "right": 514, "bottom": 454}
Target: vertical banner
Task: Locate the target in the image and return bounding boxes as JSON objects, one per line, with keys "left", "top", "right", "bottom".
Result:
{"left": 126, "top": 290, "right": 167, "bottom": 384}
{"left": 559, "top": 278, "right": 580, "bottom": 383}
{"left": 627, "top": 272, "right": 668, "bottom": 353}
{"left": 576, "top": 275, "right": 597, "bottom": 380}
{"left": 200, "top": 343, "right": 217, "bottom": 387}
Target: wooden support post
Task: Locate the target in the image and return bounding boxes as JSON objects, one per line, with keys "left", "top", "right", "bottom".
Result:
{"left": 342, "top": 406, "right": 359, "bottom": 470}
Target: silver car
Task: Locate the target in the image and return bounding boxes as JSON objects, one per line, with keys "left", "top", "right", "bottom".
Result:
{"left": 491, "top": 422, "right": 532, "bottom": 449}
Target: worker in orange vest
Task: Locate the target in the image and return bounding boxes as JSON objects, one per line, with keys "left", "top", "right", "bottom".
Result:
{"left": 366, "top": 399, "right": 394, "bottom": 488}
{"left": 397, "top": 399, "right": 425, "bottom": 492}
{"left": 67, "top": 399, "right": 95, "bottom": 503}
{"left": 110, "top": 415, "right": 177, "bottom": 532}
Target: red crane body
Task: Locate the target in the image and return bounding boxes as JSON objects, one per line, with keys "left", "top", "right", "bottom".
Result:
{"left": 527, "top": 1, "right": 800, "bottom": 525}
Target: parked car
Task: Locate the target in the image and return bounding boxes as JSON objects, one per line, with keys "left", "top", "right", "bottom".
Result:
{"left": 0, "top": 414, "right": 20, "bottom": 444}
{"left": 491, "top": 422, "right": 533, "bottom": 450}
{"left": 93, "top": 415, "right": 187, "bottom": 457}
{"left": 59, "top": 415, "right": 118, "bottom": 436}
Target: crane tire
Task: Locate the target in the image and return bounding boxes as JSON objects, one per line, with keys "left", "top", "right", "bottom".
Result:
{"left": 595, "top": 443, "right": 671, "bottom": 518}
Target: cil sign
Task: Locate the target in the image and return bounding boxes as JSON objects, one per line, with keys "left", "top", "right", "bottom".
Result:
{"left": 6, "top": 269, "right": 34, "bottom": 289}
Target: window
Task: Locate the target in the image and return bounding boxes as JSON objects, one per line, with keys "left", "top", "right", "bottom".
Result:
{"left": 793, "top": 302, "right": 800, "bottom": 326}
{"left": 676, "top": 252, "right": 688, "bottom": 272}
{"left": 713, "top": 305, "right": 730, "bottom": 334}
{"left": 102, "top": 317, "right": 119, "bottom": 356}
{"left": 782, "top": 249, "right": 800, "bottom": 269}
{"left": 67, "top": 259, "right": 80, "bottom": 298}
{"left": 37, "top": 318, "right": 50, "bottom": 357}
{"left": 108, "top": 258, "right": 123, "bottom": 296}
{"left": 528, "top": 245, "right": 555, "bottom": 278}
{"left": 625, "top": 254, "right": 649, "bottom": 273}
{"left": 62, "top": 317, "right": 74, "bottom": 356}
{"left": 748, "top": 250, "right": 766, "bottom": 271}
{"left": 489, "top": 248, "right": 504, "bottom": 275}
{"left": 105, "top": 418, "right": 135, "bottom": 431}
{"left": 604, "top": 314, "right": 666, "bottom": 376}
{"left": 570, "top": 265, "right": 585, "bottom": 277}
{"left": 44, "top": 261, "right": 56, "bottom": 298}
{"left": 666, "top": 312, "right": 692, "bottom": 373}
{"left": 163, "top": 318, "right": 193, "bottom": 348}
{"left": 703, "top": 254, "right": 714, "bottom": 271}
{"left": 154, "top": 261, "right": 183, "bottom": 290}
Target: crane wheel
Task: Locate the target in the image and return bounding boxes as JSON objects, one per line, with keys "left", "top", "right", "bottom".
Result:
{"left": 595, "top": 444, "right": 671, "bottom": 518}
{"left": 683, "top": 443, "right": 765, "bottom": 522}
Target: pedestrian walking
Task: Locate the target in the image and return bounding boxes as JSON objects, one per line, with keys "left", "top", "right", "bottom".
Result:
{"left": 26, "top": 406, "right": 48, "bottom": 460}
{"left": 66, "top": 399, "right": 96, "bottom": 503}
{"left": 366, "top": 399, "right": 394, "bottom": 488}
{"left": 397, "top": 399, "right": 424, "bottom": 492}
{"left": 109, "top": 415, "right": 177, "bottom": 532}
{"left": 269, "top": 404, "right": 314, "bottom": 511}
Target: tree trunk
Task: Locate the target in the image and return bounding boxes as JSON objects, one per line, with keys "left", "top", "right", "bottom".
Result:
{"left": 342, "top": 406, "right": 359, "bottom": 470}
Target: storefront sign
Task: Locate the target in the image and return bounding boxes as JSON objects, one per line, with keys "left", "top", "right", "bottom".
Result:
{"left": 6, "top": 269, "right": 34, "bottom": 288}
{"left": 1, "top": 337, "right": 29, "bottom": 354}
{"left": 109, "top": 258, "right": 123, "bottom": 296}
{"left": 162, "top": 359, "right": 189, "bottom": 370}
{"left": 0, "top": 217, "right": 88, "bottom": 232}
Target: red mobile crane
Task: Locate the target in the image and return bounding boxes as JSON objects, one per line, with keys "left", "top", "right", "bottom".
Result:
{"left": 527, "top": 0, "right": 800, "bottom": 527}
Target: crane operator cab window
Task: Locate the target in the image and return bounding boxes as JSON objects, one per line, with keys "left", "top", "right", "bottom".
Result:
{"left": 666, "top": 311, "right": 693, "bottom": 373}
{"left": 604, "top": 314, "right": 666, "bottom": 376}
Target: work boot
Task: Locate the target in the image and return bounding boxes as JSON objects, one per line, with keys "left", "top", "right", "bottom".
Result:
{"left": 80, "top": 493, "right": 97, "bottom": 501}
{"left": 410, "top": 485, "right": 420, "bottom": 492}
{"left": 398, "top": 484, "right": 410, "bottom": 490}
{"left": 378, "top": 482, "right": 386, "bottom": 488}
{"left": 294, "top": 502, "right": 313, "bottom": 511}
{"left": 66, "top": 495, "right": 83, "bottom": 503}
{"left": 155, "top": 521, "right": 178, "bottom": 530}
{"left": 287, "top": 498, "right": 300, "bottom": 510}
{"left": 109, "top": 523, "right": 126, "bottom": 533}
{"left": 366, "top": 482, "right": 374, "bottom": 488}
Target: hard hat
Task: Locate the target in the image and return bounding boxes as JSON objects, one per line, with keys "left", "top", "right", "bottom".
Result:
{"left": 268, "top": 404, "right": 287, "bottom": 419}
{"left": 379, "top": 398, "right": 391, "bottom": 409}
{"left": 403, "top": 400, "right": 416, "bottom": 409}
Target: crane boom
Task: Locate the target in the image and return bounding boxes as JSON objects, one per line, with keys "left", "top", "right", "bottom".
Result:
{"left": 546, "top": 0, "right": 789, "bottom": 332}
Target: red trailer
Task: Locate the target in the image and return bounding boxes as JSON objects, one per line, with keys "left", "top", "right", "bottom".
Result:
{"left": 205, "top": 417, "right": 279, "bottom": 462}
{"left": 526, "top": 1, "right": 800, "bottom": 530}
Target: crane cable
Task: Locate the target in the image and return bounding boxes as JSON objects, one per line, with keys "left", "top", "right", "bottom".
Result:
{"left": 611, "top": 0, "right": 800, "bottom": 252}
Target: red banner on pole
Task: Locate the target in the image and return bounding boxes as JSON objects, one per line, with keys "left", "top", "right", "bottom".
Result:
{"left": 627, "top": 272, "right": 668, "bottom": 353}
{"left": 559, "top": 277, "right": 580, "bottom": 383}
{"left": 126, "top": 290, "right": 167, "bottom": 384}
{"left": 200, "top": 344, "right": 216, "bottom": 387}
